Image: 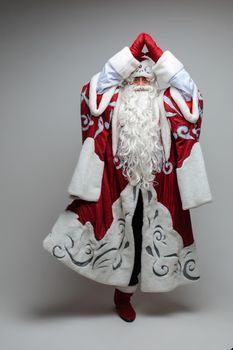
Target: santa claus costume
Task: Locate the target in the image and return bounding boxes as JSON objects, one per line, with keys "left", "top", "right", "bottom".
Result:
{"left": 43, "top": 33, "right": 212, "bottom": 322}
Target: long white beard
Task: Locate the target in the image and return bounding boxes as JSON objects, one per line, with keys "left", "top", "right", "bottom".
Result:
{"left": 116, "top": 83, "right": 164, "bottom": 190}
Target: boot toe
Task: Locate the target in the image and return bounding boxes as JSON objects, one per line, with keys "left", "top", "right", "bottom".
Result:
{"left": 115, "top": 304, "right": 136, "bottom": 322}
{"left": 114, "top": 288, "right": 136, "bottom": 322}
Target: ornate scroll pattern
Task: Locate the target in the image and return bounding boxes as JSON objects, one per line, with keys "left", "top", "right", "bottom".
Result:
{"left": 81, "top": 113, "right": 93, "bottom": 132}
{"left": 163, "top": 95, "right": 182, "bottom": 117}
{"left": 93, "top": 117, "right": 104, "bottom": 139}
{"left": 80, "top": 86, "right": 89, "bottom": 105}
{"left": 174, "top": 125, "right": 195, "bottom": 140}
{"left": 162, "top": 161, "right": 173, "bottom": 175}
{"left": 81, "top": 85, "right": 115, "bottom": 138}
{"left": 52, "top": 217, "right": 130, "bottom": 272}
{"left": 145, "top": 206, "right": 200, "bottom": 281}
{"left": 164, "top": 90, "right": 202, "bottom": 142}
{"left": 192, "top": 125, "right": 201, "bottom": 139}
{"left": 81, "top": 113, "right": 104, "bottom": 139}
{"left": 173, "top": 124, "right": 202, "bottom": 141}
{"left": 160, "top": 148, "right": 173, "bottom": 175}
{"left": 113, "top": 155, "right": 123, "bottom": 170}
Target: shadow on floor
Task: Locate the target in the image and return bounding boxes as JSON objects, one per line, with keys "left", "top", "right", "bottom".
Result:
{"left": 24, "top": 288, "right": 203, "bottom": 320}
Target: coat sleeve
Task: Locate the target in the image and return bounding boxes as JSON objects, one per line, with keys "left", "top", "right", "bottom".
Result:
{"left": 67, "top": 83, "right": 111, "bottom": 202}
{"left": 96, "top": 46, "right": 141, "bottom": 94}
{"left": 153, "top": 51, "right": 213, "bottom": 210}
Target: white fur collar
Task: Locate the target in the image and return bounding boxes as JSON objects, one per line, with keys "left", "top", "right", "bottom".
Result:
{"left": 157, "top": 89, "right": 172, "bottom": 162}
{"left": 170, "top": 85, "right": 199, "bottom": 123}
{"left": 89, "top": 72, "right": 117, "bottom": 116}
{"left": 111, "top": 88, "right": 122, "bottom": 157}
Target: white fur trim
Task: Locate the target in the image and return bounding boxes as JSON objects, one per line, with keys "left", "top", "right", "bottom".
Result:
{"left": 176, "top": 142, "right": 213, "bottom": 210}
{"left": 140, "top": 186, "right": 201, "bottom": 292}
{"left": 158, "top": 89, "right": 171, "bottom": 161}
{"left": 152, "top": 50, "right": 184, "bottom": 84}
{"left": 111, "top": 88, "right": 122, "bottom": 157}
{"left": 109, "top": 46, "right": 140, "bottom": 79}
{"left": 43, "top": 184, "right": 138, "bottom": 287}
{"left": 170, "top": 85, "right": 199, "bottom": 123}
{"left": 43, "top": 183, "right": 201, "bottom": 292}
{"left": 89, "top": 72, "right": 117, "bottom": 116}
{"left": 116, "top": 284, "right": 138, "bottom": 293}
{"left": 67, "top": 137, "right": 104, "bottom": 201}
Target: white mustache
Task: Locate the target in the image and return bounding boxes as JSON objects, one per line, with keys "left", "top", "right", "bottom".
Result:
{"left": 132, "top": 85, "right": 154, "bottom": 91}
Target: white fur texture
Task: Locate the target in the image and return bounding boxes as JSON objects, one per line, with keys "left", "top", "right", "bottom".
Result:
{"left": 152, "top": 50, "right": 184, "bottom": 84}
{"left": 111, "top": 88, "right": 123, "bottom": 157}
{"left": 89, "top": 72, "right": 117, "bottom": 116}
{"left": 89, "top": 47, "right": 141, "bottom": 116}
{"left": 176, "top": 142, "right": 213, "bottom": 210}
{"left": 152, "top": 50, "right": 200, "bottom": 123}
{"left": 116, "top": 284, "right": 138, "bottom": 293}
{"left": 170, "top": 85, "right": 199, "bottom": 123}
{"left": 140, "top": 185, "right": 200, "bottom": 292}
{"left": 43, "top": 182, "right": 201, "bottom": 292}
{"left": 109, "top": 46, "right": 140, "bottom": 79}
{"left": 43, "top": 184, "right": 138, "bottom": 287}
{"left": 158, "top": 89, "right": 172, "bottom": 161}
{"left": 67, "top": 137, "right": 104, "bottom": 201}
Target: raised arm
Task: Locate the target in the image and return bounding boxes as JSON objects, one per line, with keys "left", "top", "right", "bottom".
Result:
{"left": 144, "top": 33, "right": 197, "bottom": 101}
{"left": 144, "top": 33, "right": 212, "bottom": 209}
{"left": 96, "top": 33, "right": 145, "bottom": 94}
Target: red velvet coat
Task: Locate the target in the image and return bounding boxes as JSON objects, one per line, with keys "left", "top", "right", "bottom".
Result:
{"left": 43, "top": 78, "right": 212, "bottom": 292}
{"left": 43, "top": 46, "right": 213, "bottom": 292}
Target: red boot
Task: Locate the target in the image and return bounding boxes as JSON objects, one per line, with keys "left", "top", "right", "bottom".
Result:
{"left": 113, "top": 288, "right": 136, "bottom": 322}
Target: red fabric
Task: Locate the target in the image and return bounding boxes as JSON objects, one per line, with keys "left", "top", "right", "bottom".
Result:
{"left": 66, "top": 83, "right": 203, "bottom": 248}
{"left": 66, "top": 83, "right": 128, "bottom": 240}
{"left": 164, "top": 88, "right": 203, "bottom": 168}
{"left": 144, "top": 33, "right": 163, "bottom": 62}
{"left": 130, "top": 33, "right": 145, "bottom": 60}
{"left": 114, "top": 288, "right": 136, "bottom": 322}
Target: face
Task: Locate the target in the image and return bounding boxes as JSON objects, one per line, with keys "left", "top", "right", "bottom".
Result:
{"left": 131, "top": 76, "right": 151, "bottom": 86}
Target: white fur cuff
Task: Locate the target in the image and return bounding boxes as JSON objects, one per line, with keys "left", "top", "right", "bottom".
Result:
{"left": 108, "top": 46, "right": 140, "bottom": 79}
{"left": 68, "top": 137, "right": 104, "bottom": 201}
{"left": 152, "top": 50, "right": 184, "bottom": 84}
{"left": 89, "top": 72, "right": 117, "bottom": 116}
{"left": 176, "top": 142, "right": 213, "bottom": 210}
{"left": 116, "top": 284, "right": 138, "bottom": 293}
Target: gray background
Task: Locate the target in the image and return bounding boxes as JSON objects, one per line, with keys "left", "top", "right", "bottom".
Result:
{"left": 1, "top": 0, "right": 232, "bottom": 349}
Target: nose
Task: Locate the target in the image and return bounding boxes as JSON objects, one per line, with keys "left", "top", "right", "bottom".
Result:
{"left": 138, "top": 77, "right": 144, "bottom": 85}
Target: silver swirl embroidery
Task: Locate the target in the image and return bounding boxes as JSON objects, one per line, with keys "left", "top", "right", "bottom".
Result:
{"left": 113, "top": 155, "right": 123, "bottom": 170}
{"left": 81, "top": 114, "right": 94, "bottom": 131}
{"left": 145, "top": 215, "right": 200, "bottom": 280}
{"left": 80, "top": 87, "right": 89, "bottom": 105}
{"left": 177, "top": 125, "right": 195, "bottom": 140}
{"left": 52, "top": 218, "right": 129, "bottom": 271}
{"left": 183, "top": 252, "right": 200, "bottom": 280}
{"left": 104, "top": 109, "right": 114, "bottom": 130}
{"left": 192, "top": 126, "right": 201, "bottom": 139}
{"left": 162, "top": 161, "right": 173, "bottom": 175}
{"left": 94, "top": 116, "right": 104, "bottom": 139}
